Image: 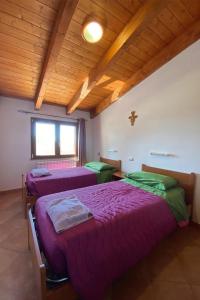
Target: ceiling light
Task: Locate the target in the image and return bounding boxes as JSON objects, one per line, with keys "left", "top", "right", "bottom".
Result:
{"left": 82, "top": 21, "right": 103, "bottom": 43}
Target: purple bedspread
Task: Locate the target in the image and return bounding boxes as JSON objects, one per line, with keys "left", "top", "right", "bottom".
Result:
{"left": 26, "top": 167, "right": 97, "bottom": 197}
{"left": 35, "top": 181, "right": 177, "bottom": 300}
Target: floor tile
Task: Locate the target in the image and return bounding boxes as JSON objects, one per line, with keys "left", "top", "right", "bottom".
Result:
{"left": 151, "top": 282, "right": 193, "bottom": 300}
{"left": 0, "top": 209, "right": 21, "bottom": 225}
{"left": 0, "top": 252, "right": 35, "bottom": 293}
{"left": 147, "top": 247, "right": 186, "bottom": 283}
{"left": 0, "top": 248, "right": 19, "bottom": 275}
{"left": 112, "top": 260, "right": 153, "bottom": 300}
{"left": 169, "top": 225, "right": 200, "bottom": 250}
{"left": 0, "top": 225, "right": 28, "bottom": 252}
{"left": 190, "top": 285, "right": 200, "bottom": 300}
{"left": 0, "top": 286, "right": 37, "bottom": 300}
{"left": 178, "top": 246, "right": 200, "bottom": 285}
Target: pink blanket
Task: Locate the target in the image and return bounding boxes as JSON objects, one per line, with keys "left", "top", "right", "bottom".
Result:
{"left": 26, "top": 167, "right": 97, "bottom": 197}
{"left": 35, "top": 181, "right": 177, "bottom": 300}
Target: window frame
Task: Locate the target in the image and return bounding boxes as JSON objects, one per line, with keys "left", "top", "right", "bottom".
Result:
{"left": 31, "top": 117, "right": 78, "bottom": 160}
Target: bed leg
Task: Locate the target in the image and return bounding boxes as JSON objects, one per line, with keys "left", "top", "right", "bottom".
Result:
{"left": 21, "top": 173, "right": 24, "bottom": 202}
{"left": 27, "top": 204, "right": 31, "bottom": 250}
{"left": 22, "top": 173, "right": 28, "bottom": 218}
{"left": 22, "top": 173, "right": 25, "bottom": 214}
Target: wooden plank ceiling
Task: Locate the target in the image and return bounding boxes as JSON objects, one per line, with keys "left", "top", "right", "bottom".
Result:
{"left": 0, "top": 0, "right": 199, "bottom": 117}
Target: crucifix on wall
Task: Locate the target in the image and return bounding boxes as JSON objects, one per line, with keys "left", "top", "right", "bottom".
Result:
{"left": 128, "top": 111, "right": 138, "bottom": 126}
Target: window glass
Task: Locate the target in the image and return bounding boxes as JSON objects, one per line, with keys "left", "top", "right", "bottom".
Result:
{"left": 35, "top": 122, "right": 55, "bottom": 156}
{"left": 60, "top": 125, "right": 76, "bottom": 155}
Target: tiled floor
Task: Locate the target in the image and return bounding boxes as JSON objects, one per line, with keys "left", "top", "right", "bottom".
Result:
{"left": 1, "top": 190, "right": 200, "bottom": 300}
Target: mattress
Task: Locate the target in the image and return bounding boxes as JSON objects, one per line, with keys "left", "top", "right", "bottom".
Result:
{"left": 35, "top": 180, "right": 177, "bottom": 300}
{"left": 26, "top": 166, "right": 97, "bottom": 197}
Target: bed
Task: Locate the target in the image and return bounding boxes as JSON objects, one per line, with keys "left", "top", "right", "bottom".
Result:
{"left": 23, "top": 157, "right": 121, "bottom": 215}
{"left": 28, "top": 164, "right": 195, "bottom": 300}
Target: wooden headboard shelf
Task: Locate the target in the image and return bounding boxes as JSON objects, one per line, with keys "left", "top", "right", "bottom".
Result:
{"left": 142, "top": 164, "right": 195, "bottom": 205}
{"left": 100, "top": 157, "right": 121, "bottom": 171}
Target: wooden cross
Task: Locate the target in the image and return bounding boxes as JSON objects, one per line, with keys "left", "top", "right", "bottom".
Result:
{"left": 128, "top": 111, "right": 138, "bottom": 126}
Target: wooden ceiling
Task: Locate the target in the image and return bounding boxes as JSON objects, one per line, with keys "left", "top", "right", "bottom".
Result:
{"left": 0, "top": 0, "right": 199, "bottom": 117}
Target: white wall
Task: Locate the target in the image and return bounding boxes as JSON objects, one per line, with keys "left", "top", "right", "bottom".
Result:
{"left": 0, "top": 97, "right": 93, "bottom": 191}
{"left": 92, "top": 40, "right": 200, "bottom": 223}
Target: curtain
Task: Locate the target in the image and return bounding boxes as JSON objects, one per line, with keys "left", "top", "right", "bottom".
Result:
{"left": 78, "top": 118, "right": 86, "bottom": 166}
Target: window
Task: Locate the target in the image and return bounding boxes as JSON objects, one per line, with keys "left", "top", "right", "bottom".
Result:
{"left": 31, "top": 118, "right": 77, "bottom": 159}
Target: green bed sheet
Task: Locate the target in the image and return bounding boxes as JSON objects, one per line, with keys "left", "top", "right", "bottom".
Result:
{"left": 122, "top": 178, "right": 189, "bottom": 223}
{"left": 84, "top": 166, "right": 115, "bottom": 184}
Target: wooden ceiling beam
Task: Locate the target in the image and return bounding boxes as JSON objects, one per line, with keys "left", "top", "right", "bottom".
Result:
{"left": 91, "top": 19, "right": 200, "bottom": 118}
{"left": 35, "top": 0, "right": 79, "bottom": 110}
{"left": 66, "top": 0, "right": 165, "bottom": 114}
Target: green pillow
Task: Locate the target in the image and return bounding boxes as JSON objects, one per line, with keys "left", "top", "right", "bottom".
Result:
{"left": 125, "top": 171, "right": 177, "bottom": 191}
{"left": 85, "top": 161, "right": 115, "bottom": 171}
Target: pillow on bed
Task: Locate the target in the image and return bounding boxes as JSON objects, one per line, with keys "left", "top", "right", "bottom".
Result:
{"left": 125, "top": 171, "right": 177, "bottom": 191}
{"left": 31, "top": 168, "right": 51, "bottom": 178}
{"left": 85, "top": 161, "right": 115, "bottom": 171}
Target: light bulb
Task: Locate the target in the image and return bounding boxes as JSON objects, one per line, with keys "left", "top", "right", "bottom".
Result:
{"left": 82, "top": 21, "right": 103, "bottom": 43}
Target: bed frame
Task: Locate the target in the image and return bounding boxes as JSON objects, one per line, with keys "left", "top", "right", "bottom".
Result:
{"left": 23, "top": 158, "right": 121, "bottom": 217}
{"left": 100, "top": 156, "right": 121, "bottom": 171}
{"left": 22, "top": 174, "right": 37, "bottom": 218}
{"left": 28, "top": 164, "right": 195, "bottom": 300}
{"left": 22, "top": 174, "right": 35, "bottom": 217}
{"left": 28, "top": 206, "right": 78, "bottom": 300}
{"left": 142, "top": 164, "right": 195, "bottom": 216}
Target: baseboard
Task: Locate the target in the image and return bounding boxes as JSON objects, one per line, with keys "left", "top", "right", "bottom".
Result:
{"left": 0, "top": 188, "right": 21, "bottom": 195}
